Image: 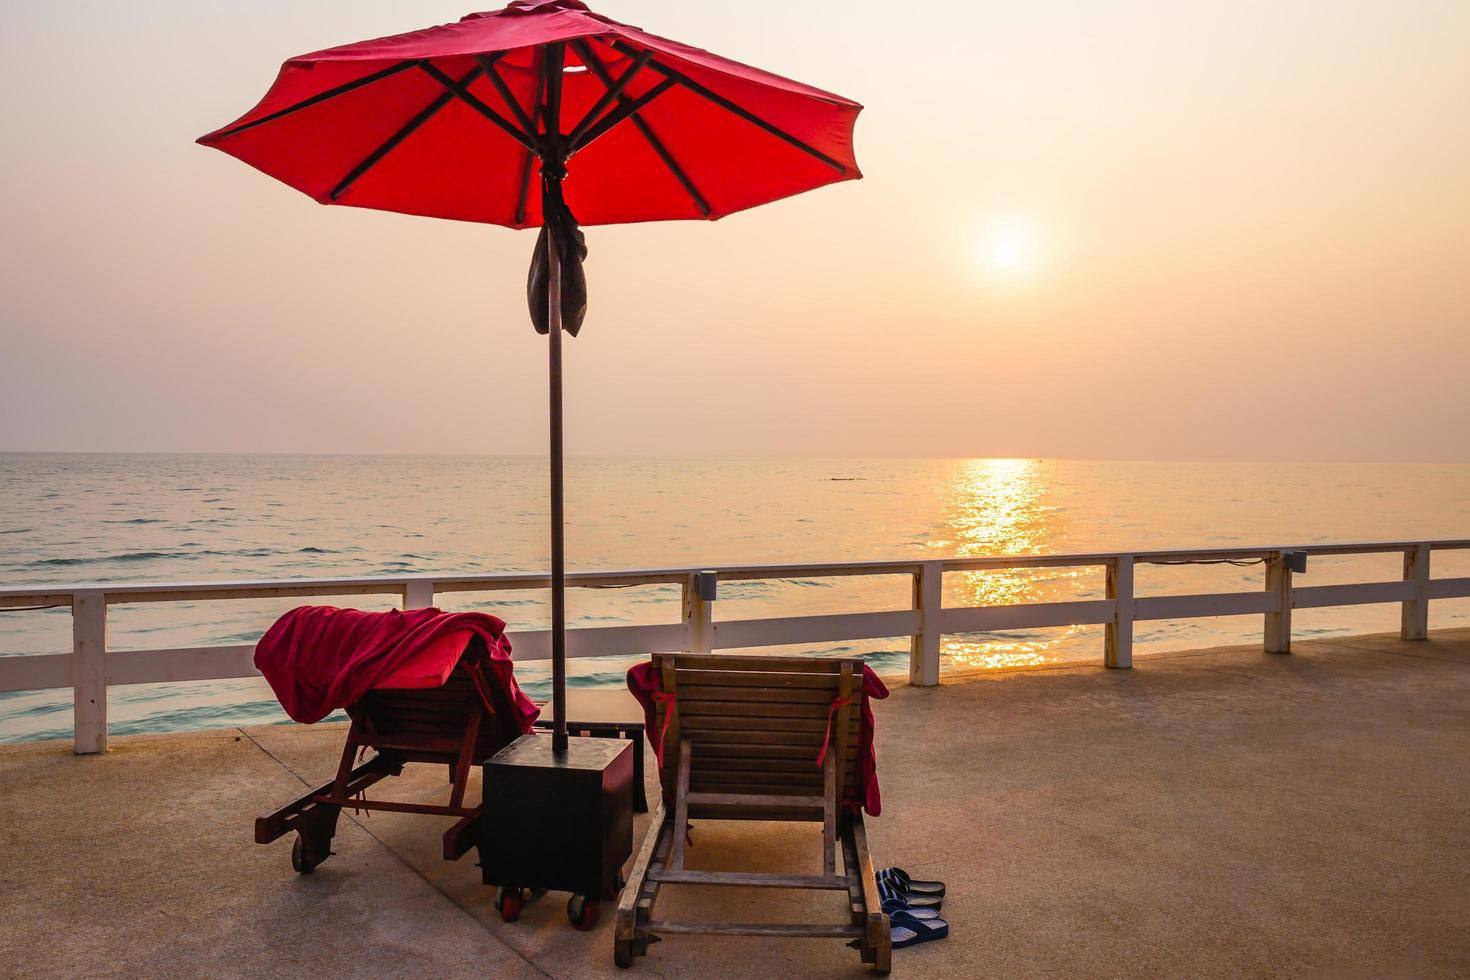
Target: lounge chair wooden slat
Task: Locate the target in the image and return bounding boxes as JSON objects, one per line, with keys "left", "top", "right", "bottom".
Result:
{"left": 648, "top": 869, "right": 848, "bottom": 889}
{"left": 673, "top": 715, "right": 854, "bottom": 733}
{"left": 684, "top": 791, "right": 826, "bottom": 808}
{"left": 647, "top": 921, "right": 864, "bottom": 939}
{"left": 674, "top": 669, "right": 840, "bottom": 689}
{"left": 688, "top": 784, "right": 824, "bottom": 800}
{"left": 691, "top": 769, "right": 825, "bottom": 786}
{"left": 667, "top": 654, "right": 844, "bottom": 672}
{"left": 679, "top": 698, "right": 856, "bottom": 718}
{"left": 693, "top": 746, "right": 858, "bottom": 764}
{"left": 666, "top": 729, "right": 832, "bottom": 747}
{"left": 692, "top": 751, "right": 837, "bottom": 769}
{"left": 687, "top": 804, "right": 838, "bottom": 822}
{"left": 679, "top": 685, "right": 836, "bottom": 704}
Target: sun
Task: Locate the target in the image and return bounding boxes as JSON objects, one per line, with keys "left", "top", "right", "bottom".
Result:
{"left": 980, "top": 217, "right": 1040, "bottom": 275}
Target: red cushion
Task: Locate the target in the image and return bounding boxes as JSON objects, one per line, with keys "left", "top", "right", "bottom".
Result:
{"left": 372, "top": 630, "right": 471, "bottom": 690}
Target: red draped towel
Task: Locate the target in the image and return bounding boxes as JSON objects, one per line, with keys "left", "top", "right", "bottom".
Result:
{"left": 254, "top": 605, "right": 539, "bottom": 732}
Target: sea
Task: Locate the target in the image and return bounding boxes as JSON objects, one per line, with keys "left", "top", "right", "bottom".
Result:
{"left": 2, "top": 453, "right": 1467, "bottom": 744}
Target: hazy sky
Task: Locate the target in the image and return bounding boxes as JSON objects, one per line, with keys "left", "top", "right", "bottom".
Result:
{"left": 2, "top": 1, "right": 1467, "bottom": 460}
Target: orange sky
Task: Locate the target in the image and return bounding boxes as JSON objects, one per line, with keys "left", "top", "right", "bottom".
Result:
{"left": 1, "top": 0, "right": 1467, "bottom": 460}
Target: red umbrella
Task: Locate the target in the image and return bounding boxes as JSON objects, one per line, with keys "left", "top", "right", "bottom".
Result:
{"left": 199, "top": 0, "right": 862, "bottom": 752}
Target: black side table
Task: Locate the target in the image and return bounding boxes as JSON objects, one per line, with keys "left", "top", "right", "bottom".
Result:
{"left": 480, "top": 734, "right": 635, "bottom": 928}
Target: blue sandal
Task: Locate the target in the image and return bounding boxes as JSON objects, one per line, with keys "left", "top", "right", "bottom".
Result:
{"left": 889, "top": 907, "right": 949, "bottom": 948}
{"left": 879, "top": 866, "right": 946, "bottom": 898}
{"left": 879, "top": 877, "right": 943, "bottom": 911}
{"left": 883, "top": 898, "right": 942, "bottom": 920}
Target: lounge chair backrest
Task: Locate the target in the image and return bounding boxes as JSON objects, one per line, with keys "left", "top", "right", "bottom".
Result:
{"left": 354, "top": 636, "right": 521, "bottom": 761}
{"left": 652, "top": 653, "right": 860, "bottom": 822}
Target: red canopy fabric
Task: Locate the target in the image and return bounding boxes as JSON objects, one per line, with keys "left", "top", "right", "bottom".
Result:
{"left": 198, "top": 0, "right": 862, "bottom": 227}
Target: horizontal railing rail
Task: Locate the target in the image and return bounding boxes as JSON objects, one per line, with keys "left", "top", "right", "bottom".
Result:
{"left": 1, "top": 539, "right": 1467, "bottom": 753}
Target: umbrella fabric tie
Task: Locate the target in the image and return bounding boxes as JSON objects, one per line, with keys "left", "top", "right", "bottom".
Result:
{"left": 651, "top": 691, "right": 677, "bottom": 768}
{"left": 816, "top": 696, "right": 853, "bottom": 769}
{"left": 528, "top": 170, "right": 588, "bottom": 336}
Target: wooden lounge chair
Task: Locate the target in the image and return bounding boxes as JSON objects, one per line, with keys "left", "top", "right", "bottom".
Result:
{"left": 615, "top": 653, "right": 891, "bottom": 973}
{"left": 256, "top": 635, "right": 646, "bottom": 874}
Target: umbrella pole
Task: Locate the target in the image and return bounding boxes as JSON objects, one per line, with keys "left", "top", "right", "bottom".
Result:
{"left": 544, "top": 42, "right": 570, "bottom": 756}
{"left": 547, "top": 228, "right": 569, "bottom": 756}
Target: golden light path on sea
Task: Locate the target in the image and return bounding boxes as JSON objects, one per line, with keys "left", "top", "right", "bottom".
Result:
{"left": 928, "top": 458, "right": 1091, "bottom": 670}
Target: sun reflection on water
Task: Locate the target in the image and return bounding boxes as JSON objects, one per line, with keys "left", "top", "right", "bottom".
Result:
{"left": 928, "top": 459, "right": 1090, "bottom": 670}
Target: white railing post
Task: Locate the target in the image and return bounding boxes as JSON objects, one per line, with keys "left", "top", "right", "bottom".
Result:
{"left": 684, "top": 571, "right": 715, "bottom": 654}
{"left": 1105, "top": 556, "right": 1134, "bottom": 669}
{"left": 909, "top": 561, "right": 942, "bottom": 687}
{"left": 1401, "top": 543, "right": 1430, "bottom": 641}
{"left": 72, "top": 590, "right": 107, "bottom": 754}
{"left": 1264, "top": 553, "right": 1293, "bottom": 654}
{"left": 403, "top": 579, "right": 435, "bottom": 610}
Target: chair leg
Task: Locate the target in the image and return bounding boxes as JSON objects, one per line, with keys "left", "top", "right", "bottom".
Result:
{"left": 447, "top": 709, "right": 482, "bottom": 809}
{"left": 848, "top": 812, "right": 890, "bottom": 973}
{"left": 873, "top": 915, "right": 892, "bottom": 975}
{"left": 822, "top": 754, "right": 838, "bottom": 876}
{"left": 616, "top": 803, "right": 668, "bottom": 967}
{"left": 669, "top": 738, "right": 692, "bottom": 870}
{"left": 631, "top": 725, "right": 649, "bottom": 814}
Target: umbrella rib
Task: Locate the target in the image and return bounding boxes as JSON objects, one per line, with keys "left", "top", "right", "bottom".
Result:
{"left": 565, "top": 49, "right": 653, "bottom": 148}
{"left": 418, "top": 61, "right": 538, "bottom": 154}
{"left": 475, "top": 53, "right": 537, "bottom": 138}
{"left": 514, "top": 51, "right": 548, "bottom": 226}
{"left": 208, "top": 60, "right": 419, "bottom": 141}
{"left": 328, "top": 66, "right": 483, "bottom": 202}
{"left": 572, "top": 39, "right": 710, "bottom": 218}
{"left": 608, "top": 40, "right": 847, "bottom": 174}
{"left": 568, "top": 76, "right": 675, "bottom": 155}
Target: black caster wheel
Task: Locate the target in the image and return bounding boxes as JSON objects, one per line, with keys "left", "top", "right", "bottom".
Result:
{"left": 495, "top": 886, "right": 524, "bottom": 923}
{"left": 568, "top": 893, "right": 600, "bottom": 930}
{"left": 291, "top": 834, "right": 323, "bottom": 874}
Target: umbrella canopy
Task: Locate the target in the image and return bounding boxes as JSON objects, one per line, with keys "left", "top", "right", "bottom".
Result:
{"left": 199, "top": 0, "right": 862, "bottom": 753}
{"left": 198, "top": 0, "right": 862, "bottom": 227}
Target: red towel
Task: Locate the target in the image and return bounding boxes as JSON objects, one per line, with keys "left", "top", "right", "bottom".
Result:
{"left": 626, "top": 660, "right": 888, "bottom": 816}
{"left": 254, "top": 605, "right": 539, "bottom": 731}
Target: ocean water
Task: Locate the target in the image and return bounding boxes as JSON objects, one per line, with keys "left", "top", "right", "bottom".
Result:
{"left": 1, "top": 453, "right": 1467, "bottom": 744}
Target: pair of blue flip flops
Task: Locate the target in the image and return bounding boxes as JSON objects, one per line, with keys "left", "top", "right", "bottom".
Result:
{"left": 877, "top": 867, "right": 949, "bottom": 948}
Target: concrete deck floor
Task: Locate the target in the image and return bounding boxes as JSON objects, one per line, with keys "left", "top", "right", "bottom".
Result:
{"left": 2, "top": 630, "right": 1468, "bottom": 979}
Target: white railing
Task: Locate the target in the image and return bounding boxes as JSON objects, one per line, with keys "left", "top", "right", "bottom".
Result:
{"left": 2, "top": 539, "right": 1468, "bottom": 754}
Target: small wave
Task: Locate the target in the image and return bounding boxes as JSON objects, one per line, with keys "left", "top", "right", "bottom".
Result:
{"left": 518, "top": 678, "right": 553, "bottom": 700}
{"left": 22, "top": 547, "right": 278, "bottom": 569}
{"left": 717, "top": 582, "right": 773, "bottom": 598}
{"left": 101, "top": 518, "right": 165, "bottom": 525}
{"left": 566, "top": 670, "right": 636, "bottom": 688}
{"left": 214, "top": 630, "right": 266, "bottom": 645}
{"left": 26, "top": 551, "right": 178, "bottom": 567}
{"left": 0, "top": 528, "right": 33, "bottom": 535}
{"left": 103, "top": 700, "right": 291, "bottom": 737}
